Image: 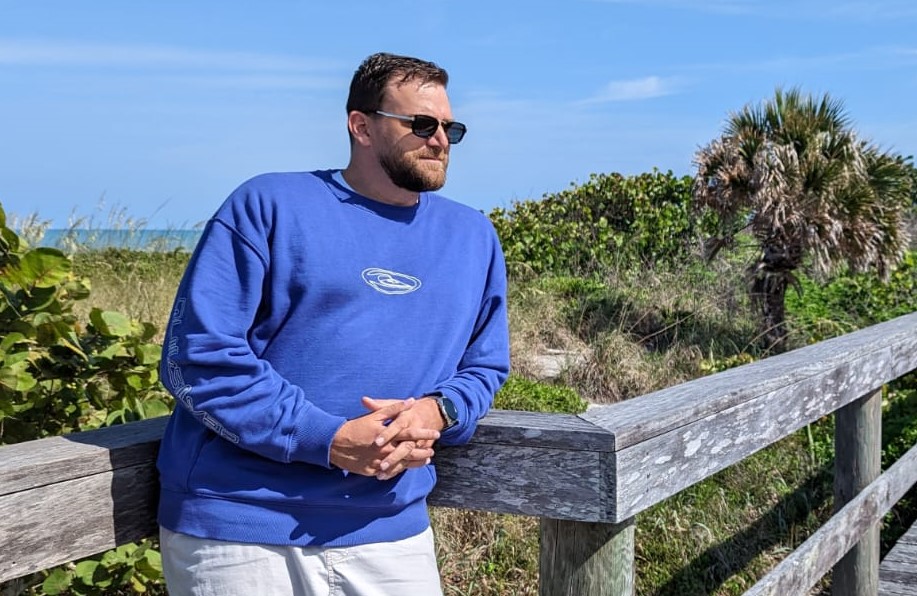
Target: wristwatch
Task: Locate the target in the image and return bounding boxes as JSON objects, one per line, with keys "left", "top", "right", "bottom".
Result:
{"left": 428, "top": 393, "right": 458, "bottom": 430}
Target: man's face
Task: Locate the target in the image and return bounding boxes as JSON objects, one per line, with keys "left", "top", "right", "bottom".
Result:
{"left": 373, "top": 80, "right": 453, "bottom": 193}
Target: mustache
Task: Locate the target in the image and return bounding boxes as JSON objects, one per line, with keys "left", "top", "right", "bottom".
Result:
{"left": 420, "top": 147, "right": 446, "bottom": 159}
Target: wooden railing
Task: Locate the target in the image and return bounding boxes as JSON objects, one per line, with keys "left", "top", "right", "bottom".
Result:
{"left": 3, "top": 311, "right": 917, "bottom": 595}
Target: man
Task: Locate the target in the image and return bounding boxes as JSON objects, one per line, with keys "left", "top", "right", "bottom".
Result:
{"left": 156, "top": 52, "right": 510, "bottom": 595}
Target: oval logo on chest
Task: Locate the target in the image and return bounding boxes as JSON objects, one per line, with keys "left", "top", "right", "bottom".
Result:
{"left": 361, "top": 267, "right": 422, "bottom": 295}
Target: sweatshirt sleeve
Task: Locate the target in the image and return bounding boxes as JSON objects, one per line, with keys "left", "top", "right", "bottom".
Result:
{"left": 433, "top": 230, "right": 510, "bottom": 445}
{"left": 161, "top": 217, "right": 347, "bottom": 468}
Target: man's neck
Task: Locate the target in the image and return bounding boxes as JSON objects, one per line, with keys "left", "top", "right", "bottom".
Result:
{"left": 340, "top": 166, "right": 419, "bottom": 207}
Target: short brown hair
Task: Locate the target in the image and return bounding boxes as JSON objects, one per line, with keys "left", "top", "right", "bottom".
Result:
{"left": 346, "top": 52, "right": 448, "bottom": 114}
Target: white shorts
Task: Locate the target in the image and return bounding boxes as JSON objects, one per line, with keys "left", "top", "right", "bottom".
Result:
{"left": 160, "top": 526, "right": 443, "bottom": 596}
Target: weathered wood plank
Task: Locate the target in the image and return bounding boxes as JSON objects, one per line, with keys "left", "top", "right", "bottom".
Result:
{"left": 583, "top": 311, "right": 917, "bottom": 450}
{"left": 832, "top": 390, "right": 882, "bottom": 596}
{"left": 879, "top": 566, "right": 917, "bottom": 585}
{"left": 879, "top": 522, "right": 917, "bottom": 596}
{"left": 894, "top": 520, "right": 917, "bottom": 545}
{"left": 610, "top": 349, "right": 901, "bottom": 520}
{"left": 878, "top": 578, "right": 917, "bottom": 596}
{"left": 472, "top": 410, "right": 615, "bottom": 452}
{"left": 883, "top": 544, "right": 917, "bottom": 567}
{"left": 539, "top": 517, "right": 635, "bottom": 596}
{"left": 430, "top": 412, "right": 616, "bottom": 520}
{"left": 742, "top": 442, "right": 917, "bottom": 596}
{"left": 0, "top": 417, "right": 167, "bottom": 496}
{"left": 430, "top": 444, "right": 614, "bottom": 521}
{"left": 0, "top": 463, "right": 158, "bottom": 583}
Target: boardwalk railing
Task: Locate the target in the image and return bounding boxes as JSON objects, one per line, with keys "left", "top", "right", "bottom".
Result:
{"left": 3, "top": 311, "right": 917, "bottom": 594}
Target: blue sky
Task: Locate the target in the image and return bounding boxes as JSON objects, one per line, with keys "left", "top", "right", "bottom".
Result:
{"left": 1, "top": 1, "right": 916, "bottom": 229}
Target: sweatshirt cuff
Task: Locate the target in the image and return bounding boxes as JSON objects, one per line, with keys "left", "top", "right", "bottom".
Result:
{"left": 288, "top": 405, "right": 348, "bottom": 469}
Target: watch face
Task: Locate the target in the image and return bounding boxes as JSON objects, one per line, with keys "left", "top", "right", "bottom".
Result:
{"left": 439, "top": 397, "right": 458, "bottom": 427}
{"left": 442, "top": 397, "right": 458, "bottom": 421}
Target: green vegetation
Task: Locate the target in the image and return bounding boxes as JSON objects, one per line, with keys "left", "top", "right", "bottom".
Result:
{"left": 493, "top": 374, "right": 588, "bottom": 413}
{"left": 69, "top": 248, "right": 190, "bottom": 340}
{"left": 490, "top": 169, "right": 710, "bottom": 277}
{"left": 40, "top": 544, "right": 163, "bottom": 596}
{"left": 0, "top": 208, "right": 170, "bottom": 444}
{"left": 786, "top": 251, "right": 917, "bottom": 342}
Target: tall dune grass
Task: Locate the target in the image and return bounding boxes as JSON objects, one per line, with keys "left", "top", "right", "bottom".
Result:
{"left": 10, "top": 202, "right": 203, "bottom": 254}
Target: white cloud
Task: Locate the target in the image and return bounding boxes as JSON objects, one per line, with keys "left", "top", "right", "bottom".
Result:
{"left": 827, "top": 1, "right": 917, "bottom": 19}
{"left": 684, "top": 45, "right": 917, "bottom": 76}
{"left": 578, "top": 76, "right": 684, "bottom": 104}
{"left": 589, "top": 0, "right": 917, "bottom": 19}
{"left": 0, "top": 38, "right": 349, "bottom": 92}
{"left": 588, "top": 0, "right": 766, "bottom": 15}
{"left": 0, "top": 38, "right": 344, "bottom": 73}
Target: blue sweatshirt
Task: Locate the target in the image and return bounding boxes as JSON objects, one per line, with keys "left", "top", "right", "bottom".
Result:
{"left": 156, "top": 170, "right": 510, "bottom": 547}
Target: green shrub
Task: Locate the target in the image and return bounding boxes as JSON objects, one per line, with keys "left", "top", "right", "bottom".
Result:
{"left": 41, "top": 543, "right": 163, "bottom": 595}
{"left": 786, "top": 250, "right": 917, "bottom": 343}
{"left": 489, "top": 169, "right": 713, "bottom": 276}
{"left": 494, "top": 375, "right": 587, "bottom": 414}
{"left": 0, "top": 205, "right": 170, "bottom": 444}
{"left": 71, "top": 247, "right": 191, "bottom": 279}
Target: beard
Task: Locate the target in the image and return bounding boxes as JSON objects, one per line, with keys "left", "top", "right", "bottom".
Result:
{"left": 379, "top": 147, "right": 448, "bottom": 193}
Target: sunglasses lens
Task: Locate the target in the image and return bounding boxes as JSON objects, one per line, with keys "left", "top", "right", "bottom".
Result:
{"left": 411, "top": 115, "right": 440, "bottom": 138}
{"left": 399, "top": 113, "right": 467, "bottom": 144}
{"left": 444, "top": 122, "right": 467, "bottom": 144}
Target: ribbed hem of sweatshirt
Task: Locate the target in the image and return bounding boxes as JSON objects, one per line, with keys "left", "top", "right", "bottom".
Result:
{"left": 158, "top": 489, "right": 431, "bottom": 547}
{"left": 287, "top": 404, "right": 348, "bottom": 468}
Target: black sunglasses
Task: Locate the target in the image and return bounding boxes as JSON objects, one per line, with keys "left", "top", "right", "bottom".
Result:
{"left": 373, "top": 110, "right": 467, "bottom": 144}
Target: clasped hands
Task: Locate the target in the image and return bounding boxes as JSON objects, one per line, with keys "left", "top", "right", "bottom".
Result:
{"left": 329, "top": 396, "right": 444, "bottom": 481}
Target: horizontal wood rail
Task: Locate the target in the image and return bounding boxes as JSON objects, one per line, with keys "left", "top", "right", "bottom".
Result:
{"left": 744, "top": 439, "right": 917, "bottom": 595}
{"left": 3, "top": 311, "right": 917, "bottom": 594}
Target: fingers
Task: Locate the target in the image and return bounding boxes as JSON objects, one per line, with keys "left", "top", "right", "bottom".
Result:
{"left": 377, "top": 442, "right": 414, "bottom": 478}
{"left": 376, "top": 441, "right": 434, "bottom": 481}
{"left": 383, "top": 442, "right": 435, "bottom": 468}
{"left": 373, "top": 424, "right": 440, "bottom": 446}
{"left": 361, "top": 396, "right": 401, "bottom": 411}
{"left": 362, "top": 396, "right": 442, "bottom": 447}
{"left": 367, "top": 397, "right": 415, "bottom": 421}
{"left": 332, "top": 397, "right": 441, "bottom": 480}
{"left": 368, "top": 396, "right": 440, "bottom": 447}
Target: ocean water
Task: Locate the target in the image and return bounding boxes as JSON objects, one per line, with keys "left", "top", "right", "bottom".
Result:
{"left": 37, "top": 229, "right": 203, "bottom": 252}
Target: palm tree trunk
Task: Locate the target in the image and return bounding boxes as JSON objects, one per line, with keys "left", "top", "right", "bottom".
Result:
{"left": 750, "top": 269, "right": 789, "bottom": 353}
{"left": 750, "top": 236, "right": 803, "bottom": 353}
{"left": 762, "top": 274, "right": 788, "bottom": 352}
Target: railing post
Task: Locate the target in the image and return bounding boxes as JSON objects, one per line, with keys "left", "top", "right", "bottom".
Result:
{"left": 832, "top": 389, "right": 882, "bottom": 595}
{"left": 539, "top": 517, "right": 635, "bottom": 596}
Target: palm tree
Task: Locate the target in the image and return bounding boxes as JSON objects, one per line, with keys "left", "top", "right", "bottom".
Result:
{"left": 694, "top": 88, "right": 913, "bottom": 351}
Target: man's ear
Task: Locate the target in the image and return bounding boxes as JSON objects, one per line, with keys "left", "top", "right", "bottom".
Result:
{"left": 348, "top": 111, "right": 373, "bottom": 147}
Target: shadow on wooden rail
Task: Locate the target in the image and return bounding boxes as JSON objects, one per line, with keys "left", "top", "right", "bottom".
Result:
{"left": 3, "top": 312, "right": 917, "bottom": 595}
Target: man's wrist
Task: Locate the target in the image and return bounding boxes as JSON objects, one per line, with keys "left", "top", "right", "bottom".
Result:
{"left": 413, "top": 397, "right": 442, "bottom": 431}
